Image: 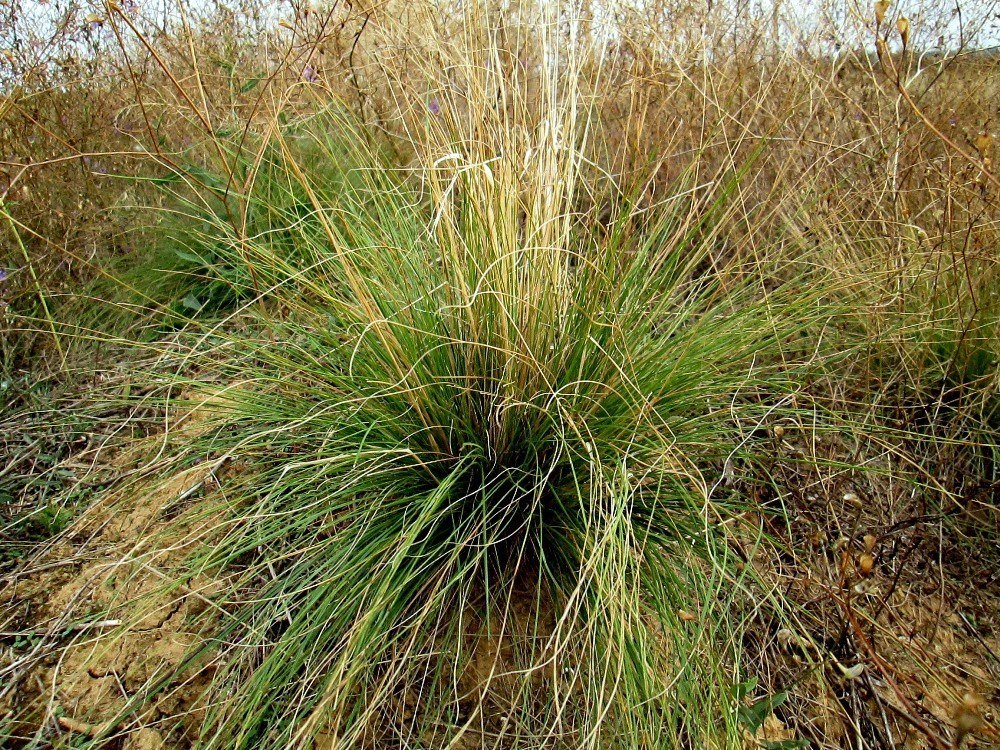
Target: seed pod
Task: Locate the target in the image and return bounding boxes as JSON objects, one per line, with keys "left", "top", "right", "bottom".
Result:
{"left": 863, "top": 533, "right": 877, "bottom": 552}
{"left": 954, "top": 692, "right": 984, "bottom": 745}
{"left": 875, "top": 37, "right": 888, "bottom": 64}
{"left": 859, "top": 553, "right": 875, "bottom": 576}
{"left": 840, "top": 663, "right": 865, "bottom": 680}
{"left": 897, "top": 16, "right": 910, "bottom": 47}
{"left": 843, "top": 491, "right": 862, "bottom": 508}
{"left": 678, "top": 609, "right": 697, "bottom": 622}
{"left": 772, "top": 424, "right": 785, "bottom": 438}
{"left": 875, "top": 1, "right": 890, "bottom": 26}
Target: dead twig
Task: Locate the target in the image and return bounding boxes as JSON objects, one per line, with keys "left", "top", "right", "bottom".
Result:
{"left": 56, "top": 714, "right": 121, "bottom": 738}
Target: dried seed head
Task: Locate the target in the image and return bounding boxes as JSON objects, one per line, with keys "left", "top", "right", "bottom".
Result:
{"left": 678, "top": 609, "right": 697, "bottom": 622}
{"left": 840, "top": 662, "right": 865, "bottom": 680}
{"left": 875, "top": 1, "right": 890, "bottom": 26}
{"left": 859, "top": 553, "right": 875, "bottom": 576}
{"left": 896, "top": 16, "right": 910, "bottom": 46}
{"left": 863, "top": 533, "right": 877, "bottom": 552}
{"left": 844, "top": 491, "right": 862, "bottom": 508}
{"left": 954, "top": 692, "right": 985, "bottom": 741}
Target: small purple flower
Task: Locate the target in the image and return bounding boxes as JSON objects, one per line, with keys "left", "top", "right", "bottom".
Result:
{"left": 852, "top": 111, "right": 864, "bottom": 122}
{"left": 302, "top": 65, "right": 318, "bottom": 83}
{"left": 948, "top": 116, "right": 958, "bottom": 127}
{"left": 428, "top": 99, "right": 441, "bottom": 116}
{"left": 0, "top": 269, "right": 7, "bottom": 282}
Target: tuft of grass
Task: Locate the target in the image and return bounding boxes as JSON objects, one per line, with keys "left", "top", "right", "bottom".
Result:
{"left": 6, "top": 2, "right": 997, "bottom": 747}
{"left": 115, "top": 46, "right": 849, "bottom": 745}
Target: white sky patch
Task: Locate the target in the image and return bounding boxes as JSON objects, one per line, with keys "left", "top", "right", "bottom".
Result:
{"left": 3, "top": 0, "right": 999, "bottom": 83}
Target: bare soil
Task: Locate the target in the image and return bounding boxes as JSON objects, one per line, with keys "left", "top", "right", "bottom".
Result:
{"left": 2, "top": 417, "right": 998, "bottom": 749}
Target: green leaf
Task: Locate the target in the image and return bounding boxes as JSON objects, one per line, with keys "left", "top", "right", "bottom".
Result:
{"left": 241, "top": 74, "right": 264, "bottom": 93}
{"left": 174, "top": 249, "right": 207, "bottom": 265}
{"left": 739, "top": 690, "right": 788, "bottom": 734}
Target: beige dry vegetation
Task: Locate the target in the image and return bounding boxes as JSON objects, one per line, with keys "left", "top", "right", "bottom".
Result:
{"left": 1, "top": 0, "right": 998, "bottom": 748}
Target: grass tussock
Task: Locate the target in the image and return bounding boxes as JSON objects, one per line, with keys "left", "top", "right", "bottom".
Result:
{"left": 124, "top": 15, "right": 851, "bottom": 736}
{"left": 1, "top": 1, "right": 998, "bottom": 749}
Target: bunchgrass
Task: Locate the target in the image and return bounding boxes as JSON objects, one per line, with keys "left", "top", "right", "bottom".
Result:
{"left": 109, "top": 30, "right": 854, "bottom": 743}
{"left": 2, "top": 2, "right": 997, "bottom": 748}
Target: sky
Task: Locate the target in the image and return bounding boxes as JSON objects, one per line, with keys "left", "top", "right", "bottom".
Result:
{"left": 4, "top": 0, "right": 1000, "bottom": 80}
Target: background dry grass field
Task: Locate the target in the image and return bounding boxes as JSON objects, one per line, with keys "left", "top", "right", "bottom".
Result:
{"left": 1, "top": 1, "right": 998, "bottom": 748}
